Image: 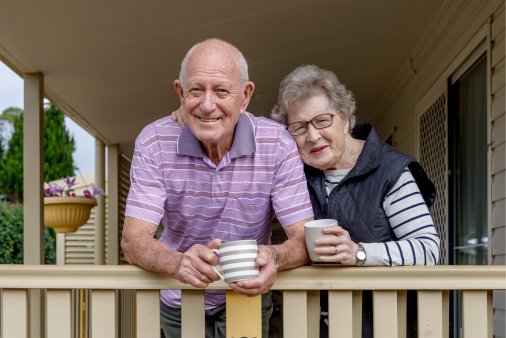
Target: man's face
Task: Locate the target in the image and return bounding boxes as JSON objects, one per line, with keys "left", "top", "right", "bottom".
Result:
{"left": 175, "top": 46, "right": 254, "bottom": 154}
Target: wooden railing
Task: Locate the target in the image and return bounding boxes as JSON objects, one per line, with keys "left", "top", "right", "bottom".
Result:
{"left": 0, "top": 265, "right": 504, "bottom": 338}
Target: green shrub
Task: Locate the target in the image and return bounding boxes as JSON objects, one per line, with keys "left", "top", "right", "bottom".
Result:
{"left": 0, "top": 200, "right": 56, "bottom": 264}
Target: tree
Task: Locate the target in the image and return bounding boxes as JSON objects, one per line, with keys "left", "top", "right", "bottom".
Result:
{"left": 0, "top": 200, "right": 56, "bottom": 264}
{"left": 0, "top": 104, "right": 76, "bottom": 203}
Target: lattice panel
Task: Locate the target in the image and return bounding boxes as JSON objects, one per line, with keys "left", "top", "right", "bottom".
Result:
{"left": 419, "top": 93, "right": 449, "bottom": 264}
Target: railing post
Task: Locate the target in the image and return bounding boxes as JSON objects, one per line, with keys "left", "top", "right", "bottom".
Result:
{"left": 2, "top": 289, "right": 28, "bottom": 338}
{"left": 46, "top": 289, "right": 72, "bottom": 338}
{"left": 328, "top": 290, "right": 362, "bottom": 338}
{"left": 283, "top": 290, "right": 309, "bottom": 338}
{"left": 90, "top": 290, "right": 117, "bottom": 338}
{"left": 373, "top": 290, "right": 400, "bottom": 338}
{"left": 226, "top": 291, "right": 262, "bottom": 338}
{"left": 418, "top": 290, "right": 449, "bottom": 338}
{"left": 462, "top": 290, "right": 493, "bottom": 338}
{"left": 181, "top": 290, "right": 205, "bottom": 338}
{"left": 136, "top": 290, "right": 160, "bottom": 338}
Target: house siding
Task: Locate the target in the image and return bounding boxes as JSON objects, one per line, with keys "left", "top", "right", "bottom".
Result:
{"left": 372, "top": 0, "right": 505, "bottom": 336}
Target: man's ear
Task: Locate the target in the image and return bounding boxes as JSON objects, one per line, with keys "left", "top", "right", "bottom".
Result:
{"left": 240, "top": 81, "right": 255, "bottom": 114}
{"left": 174, "top": 80, "right": 185, "bottom": 103}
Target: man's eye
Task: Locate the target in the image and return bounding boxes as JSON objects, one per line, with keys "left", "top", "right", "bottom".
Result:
{"left": 215, "top": 89, "right": 229, "bottom": 98}
{"left": 189, "top": 88, "right": 203, "bottom": 96}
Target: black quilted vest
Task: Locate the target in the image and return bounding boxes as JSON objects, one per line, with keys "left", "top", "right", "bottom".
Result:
{"left": 304, "top": 124, "right": 436, "bottom": 338}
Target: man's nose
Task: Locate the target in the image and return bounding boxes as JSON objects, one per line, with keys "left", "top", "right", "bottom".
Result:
{"left": 200, "top": 90, "right": 216, "bottom": 113}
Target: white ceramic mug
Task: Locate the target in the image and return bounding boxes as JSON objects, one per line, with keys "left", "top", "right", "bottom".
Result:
{"left": 211, "top": 240, "right": 259, "bottom": 283}
{"left": 304, "top": 219, "right": 338, "bottom": 262}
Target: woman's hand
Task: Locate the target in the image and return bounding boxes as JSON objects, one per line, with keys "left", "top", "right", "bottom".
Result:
{"left": 170, "top": 105, "right": 187, "bottom": 128}
{"left": 313, "top": 225, "right": 359, "bottom": 265}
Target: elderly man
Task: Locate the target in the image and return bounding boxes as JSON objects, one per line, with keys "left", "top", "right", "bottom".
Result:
{"left": 121, "top": 38, "right": 313, "bottom": 338}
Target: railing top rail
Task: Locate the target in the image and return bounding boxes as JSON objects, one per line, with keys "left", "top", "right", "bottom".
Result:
{"left": 0, "top": 265, "right": 504, "bottom": 290}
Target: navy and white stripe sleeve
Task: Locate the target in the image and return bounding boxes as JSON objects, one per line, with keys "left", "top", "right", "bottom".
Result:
{"left": 361, "top": 168, "right": 440, "bottom": 266}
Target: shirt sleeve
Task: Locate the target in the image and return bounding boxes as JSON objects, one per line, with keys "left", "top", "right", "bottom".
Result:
{"left": 270, "top": 130, "right": 314, "bottom": 227}
{"left": 361, "top": 167, "right": 440, "bottom": 266}
{"left": 124, "top": 137, "right": 167, "bottom": 225}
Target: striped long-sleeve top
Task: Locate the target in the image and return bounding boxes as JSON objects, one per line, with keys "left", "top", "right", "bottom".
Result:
{"left": 324, "top": 167, "right": 440, "bottom": 266}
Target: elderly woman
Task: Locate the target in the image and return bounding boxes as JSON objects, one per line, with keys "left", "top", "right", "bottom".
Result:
{"left": 270, "top": 64, "right": 440, "bottom": 337}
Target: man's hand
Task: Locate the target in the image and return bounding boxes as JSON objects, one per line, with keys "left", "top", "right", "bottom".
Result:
{"left": 228, "top": 245, "right": 277, "bottom": 296}
{"left": 174, "top": 239, "right": 222, "bottom": 288}
{"left": 170, "top": 105, "right": 187, "bottom": 129}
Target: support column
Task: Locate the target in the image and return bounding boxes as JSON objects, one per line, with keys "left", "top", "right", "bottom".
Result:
{"left": 94, "top": 139, "right": 106, "bottom": 265}
{"left": 23, "top": 72, "right": 44, "bottom": 338}
{"left": 106, "top": 145, "right": 119, "bottom": 265}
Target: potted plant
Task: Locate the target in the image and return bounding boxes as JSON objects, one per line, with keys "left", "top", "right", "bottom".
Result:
{"left": 43, "top": 177, "right": 103, "bottom": 233}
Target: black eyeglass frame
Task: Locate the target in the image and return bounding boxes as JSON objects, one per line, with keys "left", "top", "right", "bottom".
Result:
{"left": 286, "top": 113, "right": 337, "bottom": 136}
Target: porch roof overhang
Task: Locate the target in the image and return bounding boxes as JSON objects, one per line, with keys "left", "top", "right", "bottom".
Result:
{"left": 0, "top": 0, "right": 443, "bottom": 156}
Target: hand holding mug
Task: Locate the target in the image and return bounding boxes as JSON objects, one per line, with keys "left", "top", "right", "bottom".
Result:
{"left": 174, "top": 239, "right": 221, "bottom": 288}
{"left": 314, "top": 225, "right": 359, "bottom": 265}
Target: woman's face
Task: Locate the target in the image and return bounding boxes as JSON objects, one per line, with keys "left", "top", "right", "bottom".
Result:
{"left": 287, "top": 93, "right": 349, "bottom": 170}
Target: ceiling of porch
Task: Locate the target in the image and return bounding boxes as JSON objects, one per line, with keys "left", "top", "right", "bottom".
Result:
{"left": 0, "top": 0, "right": 444, "bottom": 156}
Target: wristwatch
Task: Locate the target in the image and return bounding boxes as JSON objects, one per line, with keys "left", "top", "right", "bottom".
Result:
{"left": 355, "top": 243, "right": 366, "bottom": 266}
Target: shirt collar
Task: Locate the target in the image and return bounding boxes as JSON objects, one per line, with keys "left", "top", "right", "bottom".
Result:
{"left": 177, "top": 113, "right": 256, "bottom": 159}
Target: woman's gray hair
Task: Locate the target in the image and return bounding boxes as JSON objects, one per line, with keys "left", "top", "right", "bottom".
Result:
{"left": 271, "top": 65, "right": 356, "bottom": 130}
{"left": 179, "top": 38, "right": 249, "bottom": 85}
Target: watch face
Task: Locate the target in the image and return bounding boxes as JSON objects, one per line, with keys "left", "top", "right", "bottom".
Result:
{"left": 357, "top": 250, "right": 366, "bottom": 261}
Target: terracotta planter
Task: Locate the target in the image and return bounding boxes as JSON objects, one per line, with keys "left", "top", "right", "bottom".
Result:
{"left": 44, "top": 196, "right": 97, "bottom": 233}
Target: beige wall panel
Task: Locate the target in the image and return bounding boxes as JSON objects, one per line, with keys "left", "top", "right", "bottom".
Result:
{"left": 491, "top": 227, "right": 506, "bottom": 255}
{"left": 495, "top": 290, "right": 506, "bottom": 307}
{"left": 491, "top": 198, "right": 506, "bottom": 228}
{"left": 491, "top": 89, "right": 504, "bottom": 121}
{"left": 492, "top": 114, "right": 506, "bottom": 145}
{"left": 492, "top": 171, "right": 506, "bottom": 201}
{"left": 494, "top": 254, "right": 506, "bottom": 264}
{"left": 492, "top": 3, "right": 505, "bottom": 35}
{"left": 492, "top": 32, "right": 505, "bottom": 66}
{"left": 492, "top": 143, "right": 505, "bottom": 174}
{"left": 494, "top": 309, "right": 505, "bottom": 338}
{"left": 493, "top": 60, "right": 506, "bottom": 93}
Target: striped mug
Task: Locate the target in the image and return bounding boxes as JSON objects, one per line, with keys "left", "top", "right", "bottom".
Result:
{"left": 211, "top": 240, "right": 259, "bottom": 283}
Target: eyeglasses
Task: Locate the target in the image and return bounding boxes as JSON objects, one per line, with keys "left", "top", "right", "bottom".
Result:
{"left": 286, "top": 113, "right": 336, "bottom": 136}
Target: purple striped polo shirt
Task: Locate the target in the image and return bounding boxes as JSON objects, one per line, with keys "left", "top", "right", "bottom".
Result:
{"left": 125, "top": 112, "right": 313, "bottom": 309}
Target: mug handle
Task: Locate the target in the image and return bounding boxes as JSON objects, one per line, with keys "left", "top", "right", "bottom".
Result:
{"left": 211, "top": 249, "right": 224, "bottom": 281}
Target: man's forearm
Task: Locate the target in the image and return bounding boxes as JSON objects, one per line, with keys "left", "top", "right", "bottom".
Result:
{"left": 124, "top": 237, "right": 182, "bottom": 276}
{"left": 274, "top": 234, "right": 309, "bottom": 270}
{"left": 121, "top": 218, "right": 182, "bottom": 277}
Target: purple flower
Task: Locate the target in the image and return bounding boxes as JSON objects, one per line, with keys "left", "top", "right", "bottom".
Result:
{"left": 44, "top": 178, "right": 102, "bottom": 199}
{"left": 92, "top": 185, "right": 104, "bottom": 197}
{"left": 63, "top": 177, "right": 76, "bottom": 189}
